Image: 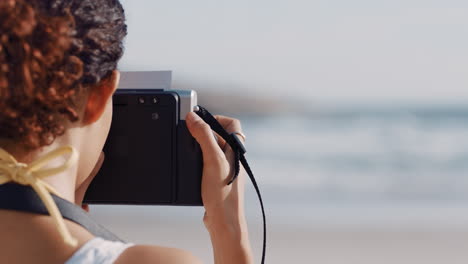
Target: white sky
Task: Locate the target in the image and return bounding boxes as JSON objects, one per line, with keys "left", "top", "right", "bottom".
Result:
{"left": 119, "top": 0, "right": 468, "bottom": 104}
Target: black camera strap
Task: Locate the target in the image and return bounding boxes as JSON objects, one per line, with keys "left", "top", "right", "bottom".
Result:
{"left": 196, "top": 106, "right": 267, "bottom": 264}
{"left": 0, "top": 183, "right": 123, "bottom": 242}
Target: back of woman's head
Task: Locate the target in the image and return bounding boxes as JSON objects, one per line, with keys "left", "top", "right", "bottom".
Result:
{"left": 0, "top": 0, "right": 127, "bottom": 149}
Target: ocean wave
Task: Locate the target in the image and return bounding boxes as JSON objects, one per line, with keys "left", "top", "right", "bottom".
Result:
{"left": 241, "top": 108, "right": 468, "bottom": 201}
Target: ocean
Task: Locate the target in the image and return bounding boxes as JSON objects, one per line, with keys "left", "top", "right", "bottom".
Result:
{"left": 242, "top": 105, "right": 468, "bottom": 201}
{"left": 238, "top": 105, "right": 468, "bottom": 228}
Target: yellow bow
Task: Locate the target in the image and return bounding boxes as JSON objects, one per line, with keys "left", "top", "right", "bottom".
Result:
{"left": 0, "top": 146, "right": 79, "bottom": 247}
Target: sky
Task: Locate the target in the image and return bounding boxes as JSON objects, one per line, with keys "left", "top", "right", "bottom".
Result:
{"left": 119, "top": 0, "right": 468, "bottom": 104}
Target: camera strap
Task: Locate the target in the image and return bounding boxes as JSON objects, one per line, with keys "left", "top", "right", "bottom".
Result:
{"left": 0, "top": 183, "right": 123, "bottom": 242}
{"left": 196, "top": 106, "right": 267, "bottom": 264}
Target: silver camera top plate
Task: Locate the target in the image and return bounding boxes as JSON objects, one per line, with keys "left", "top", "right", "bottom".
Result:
{"left": 118, "top": 71, "right": 197, "bottom": 120}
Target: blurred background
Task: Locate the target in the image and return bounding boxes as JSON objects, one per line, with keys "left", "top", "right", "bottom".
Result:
{"left": 90, "top": 0, "right": 468, "bottom": 263}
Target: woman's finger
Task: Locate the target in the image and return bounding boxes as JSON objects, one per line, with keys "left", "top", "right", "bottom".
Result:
{"left": 213, "top": 132, "right": 228, "bottom": 151}
{"left": 214, "top": 115, "right": 242, "bottom": 134}
{"left": 214, "top": 115, "right": 246, "bottom": 145}
{"left": 186, "top": 112, "right": 224, "bottom": 161}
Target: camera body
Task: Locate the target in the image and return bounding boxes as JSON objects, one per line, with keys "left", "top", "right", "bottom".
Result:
{"left": 83, "top": 72, "right": 203, "bottom": 206}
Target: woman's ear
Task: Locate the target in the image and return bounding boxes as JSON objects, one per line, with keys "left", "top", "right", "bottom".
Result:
{"left": 82, "top": 70, "right": 120, "bottom": 125}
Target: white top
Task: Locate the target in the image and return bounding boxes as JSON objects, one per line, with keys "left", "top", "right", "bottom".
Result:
{"left": 66, "top": 237, "right": 134, "bottom": 264}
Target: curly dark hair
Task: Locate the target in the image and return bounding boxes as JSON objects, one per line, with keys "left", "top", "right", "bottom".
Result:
{"left": 0, "top": 0, "right": 127, "bottom": 149}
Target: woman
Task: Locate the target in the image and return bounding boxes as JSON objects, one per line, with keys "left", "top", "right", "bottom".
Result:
{"left": 0, "top": 0, "right": 253, "bottom": 263}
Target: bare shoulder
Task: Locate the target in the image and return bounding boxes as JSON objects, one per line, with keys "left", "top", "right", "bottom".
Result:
{"left": 114, "top": 244, "right": 203, "bottom": 264}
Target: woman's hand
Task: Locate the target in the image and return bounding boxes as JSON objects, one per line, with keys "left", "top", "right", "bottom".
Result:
{"left": 74, "top": 152, "right": 105, "bottom": 212}
{"left": 186, "top": 112, "right": 246, "bottom": 227}
{"left": 186, "top": 112, "right": 253, "bottom": 264}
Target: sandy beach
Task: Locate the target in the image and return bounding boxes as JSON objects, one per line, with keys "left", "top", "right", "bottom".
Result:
{"left": 90, "top": 205, "right": 468, "bottom": 264}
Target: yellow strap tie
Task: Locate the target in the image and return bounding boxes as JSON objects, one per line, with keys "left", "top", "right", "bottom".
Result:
{"left": 0, "top": 146, "right": 79, "bottom": 247}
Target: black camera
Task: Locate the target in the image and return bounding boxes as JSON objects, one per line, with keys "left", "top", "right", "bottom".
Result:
{"left": 83, "top": 72, "right": 203, "bottom": 206}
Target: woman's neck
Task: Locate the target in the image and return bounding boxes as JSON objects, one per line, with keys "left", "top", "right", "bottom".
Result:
{"left": 0, "top": 136, "right": 79, "bottom": 203}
